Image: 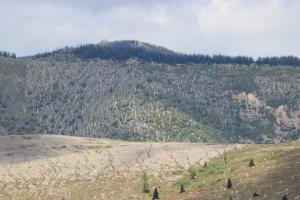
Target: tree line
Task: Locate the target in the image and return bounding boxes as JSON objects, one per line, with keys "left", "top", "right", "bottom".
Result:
{"left": 256, "top": 56, "right": 300, "bottom": 66}
{"left": 71, "top": 44, "right": 255, "bottom": 65}
{"left": 0, "top": 51, "right": 16, "bottom": 58}
{"left": 33, "top": 43, "right": 300, "bottom": 67}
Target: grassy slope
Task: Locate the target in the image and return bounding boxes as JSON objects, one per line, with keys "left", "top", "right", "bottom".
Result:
{"left": 80, "top": 141, "right": 299, "bottom": 200}
{"left": 0, "top": 135, "right": 298, "bottom": 199}
{"left": 48, "top": 141, "right": 300, "bottom": 200}
{"left": 165, "top": 141, "right": 300, "bottom": 200}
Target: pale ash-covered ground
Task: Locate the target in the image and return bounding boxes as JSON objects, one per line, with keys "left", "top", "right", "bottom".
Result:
{"left": 0, "top": 135, "right": 242, "bottom": 200}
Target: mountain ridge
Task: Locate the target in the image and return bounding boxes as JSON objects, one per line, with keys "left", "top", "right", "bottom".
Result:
{"left": 0, "top": 40, "right": 300, "bottom": 144}
{"left": 30, "top": 40, "right": 300, "bottom": 67}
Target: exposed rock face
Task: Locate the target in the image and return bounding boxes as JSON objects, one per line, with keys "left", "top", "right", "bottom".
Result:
{"left": 233, "top": 92, "right": 300, "bottom": 143}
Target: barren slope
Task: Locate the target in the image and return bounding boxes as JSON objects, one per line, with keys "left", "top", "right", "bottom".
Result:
{"left": 0, "top": 135, "right": 239, "bottom": 200}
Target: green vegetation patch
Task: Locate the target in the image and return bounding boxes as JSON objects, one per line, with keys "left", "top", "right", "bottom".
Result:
{"left": 170, "top": 142, "right": 300, "bottom": 199}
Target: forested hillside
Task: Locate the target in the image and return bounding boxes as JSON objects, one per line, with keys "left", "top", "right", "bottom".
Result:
{"left": 33, "top": 40, "right": 300, "bottom": 67}
{"left": 1, "top": 41, "right": 300, "bottom": 143}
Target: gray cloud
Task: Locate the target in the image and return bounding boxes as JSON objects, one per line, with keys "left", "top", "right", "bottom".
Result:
{"left": 0, "top": 0, "right": 299, "bottom": 58}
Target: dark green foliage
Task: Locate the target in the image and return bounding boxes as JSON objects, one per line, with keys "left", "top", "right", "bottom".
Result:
{"left": 249, "top": 158, "right": 255, "bottom": 167}
{"left": 111, "top": 120, "right": 118, "bottom": 127}
{"left": 266, "top": 98, "right": 289, "bottom": 108}
{"left": 203, "top": 162, "right": 207, "bottom": 167}
{"left": 253, "top": 192, "right": 259, "bottom": 197}
{"left": 152, "top": 187, "right": 159, "bottom": 200}
{"left": 71, "top": 43, "right": 255, "bottom": 66}
{"left": 227, "top": 177, "right": 232, "bottom": 189}
{"left": 32, "top": 40, "right": 300, "bottom": 67}
{"left": 189, "top": 166, "right": 197, "bottom": 179}
{"left": 0, "top": 51, "right": 16, "bottom": 58}
{"left": 266, "top": 95, "right": 300, "bottom": 109}
{"left": 179, "top": 184, "right": 185, "bottom": 193}
{"left": 224, "top": 152, "right": 227, "bottom": 164}
{"left": 282, "top": 194, "right": 288, "bottom": 200}
{"left": 257, "top": 56, "right": 300, "bottom": 67}
{"left": 142, "top": 171, "right": 150, "bottom": 193}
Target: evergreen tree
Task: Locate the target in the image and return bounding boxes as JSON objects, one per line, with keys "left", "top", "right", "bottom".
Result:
{"left": 282, "top": 194, "right": 288, "bottom": 200}
{"left": 0, "top": 51, "right": 16, "bottom": 58}
{"left": 152, "top": 187, "right": 159, "bottom": 200}
{"left": 142, "top": 171, "right": 150, "bottom": 193}
{"left": 227, "top": 177, "right": 232, "bottom": 189}
{"left": 224, "top": 151, "right": 227, "bottom": 164}
{"left": 249, "top": 158, "right": 255, "bottom": 167}
{"left": 31, "top": 41, "right": 300, "bottom": 67}
{"left": 179, "top": 184, "right": 185, "bottom": 193}
{"left": 203, "top": 161, "right": 207, "bottom": 167}
{"left": 189, "top": 166, "right": 196, "bottom": 179}
{"left": 253, "top": 192, "right": 259, "bottom": 197}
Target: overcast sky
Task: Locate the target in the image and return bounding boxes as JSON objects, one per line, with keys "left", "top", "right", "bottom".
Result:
{"left": 1, "top": 0, "right": 300, "bottom": 58}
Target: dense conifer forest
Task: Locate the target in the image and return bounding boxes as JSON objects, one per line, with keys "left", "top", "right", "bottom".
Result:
{"left": 32, "top": 40, "right": 300, "bottom": 67}
{"left": 0, "top": 51, "right": 16, "bottom": 58}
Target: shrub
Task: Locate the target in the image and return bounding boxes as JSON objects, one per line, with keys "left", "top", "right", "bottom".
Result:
{"left": 189, "top": 166, "right": 197, "bottom": 179}
{"left": 224, "top": 151, "right": 227, "bottom": 164}
{"left": 142, "top": 171, "right": 150, "bottom": 193}
{"left": 175, "top": 177, "right": 191, "bottom": 186}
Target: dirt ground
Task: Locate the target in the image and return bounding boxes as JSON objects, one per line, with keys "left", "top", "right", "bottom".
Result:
{"left": 0, "top": 135, "right": 242, "bottom": 200}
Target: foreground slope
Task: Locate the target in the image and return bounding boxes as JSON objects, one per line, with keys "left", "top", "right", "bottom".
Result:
{"left": 0, "top": 134, "right": 237, "bottom": 200}
{"left": 177, "top": 140, "right": 300, "bottom": 200}
{"left": 0, "top": 135, "right": 299, "bottom": 200}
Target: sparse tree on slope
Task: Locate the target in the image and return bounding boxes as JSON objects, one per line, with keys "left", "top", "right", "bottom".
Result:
{"left": 282, "top": 194, "right": 288, "bottom": 200}
{"left": 227, "top": 177, "right": 232, "bottom": 189}
{"left": 179, "top": 184, "right": 185, "bottom": 193}
{"left": 142, "top": 171, "right": 150, "bottom": 193}
{"left": 249, "top": 158, "right": 255, "bottom": 167}
{"left": 189, "top": 166, "right": 196, "bottom": 179}
{"left": 152, "top": 187, "right": 159, "bottom": 200}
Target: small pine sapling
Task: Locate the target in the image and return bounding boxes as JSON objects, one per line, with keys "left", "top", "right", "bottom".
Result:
{"left": 142, "top": 171, "right": 150, "bottom": 193}
{"left": 227, "top": 177, "right": 232, "bottom": 189}
{"left": 282, "top": 194, "right": 288, "bottom": 200}
{"left": 152, "top": 187, "right": 159, "bottom": 200}
{"left": 189, "top": 166, "right": 196, "bottom": 179}
{"left": 224, "top": 151, "right": 227, "bottom": 164}
{"left": 179, "top": 184, "right": 185, "bottom": 193}
{"left": 253, "top": 192, "right": 259, "bottom": 197}
{"left": 249, "top": 158, "right": 255, "bottom": 167}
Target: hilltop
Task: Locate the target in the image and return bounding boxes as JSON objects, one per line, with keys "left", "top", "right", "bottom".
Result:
{"left": 0, "top": 40, "right": 300, "bottom": 143}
